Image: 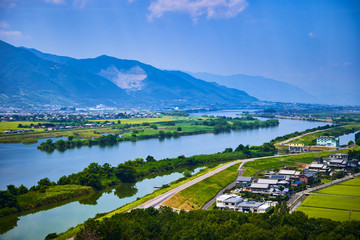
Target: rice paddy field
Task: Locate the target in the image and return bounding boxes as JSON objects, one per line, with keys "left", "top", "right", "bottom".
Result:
{"left": 297, "top": 177, "right": 360, "bottom": 221}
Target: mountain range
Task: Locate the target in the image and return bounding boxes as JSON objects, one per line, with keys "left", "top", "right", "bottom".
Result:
{"left": 189, "top": 72, "right": 315, "bottom": 103}
{"left": 0, "top": 40, "right": 258, "bottom": 109}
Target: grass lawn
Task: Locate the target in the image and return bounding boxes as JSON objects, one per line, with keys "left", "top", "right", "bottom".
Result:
{"left": 162, "top": 164, "right": 240, "bottom": 210}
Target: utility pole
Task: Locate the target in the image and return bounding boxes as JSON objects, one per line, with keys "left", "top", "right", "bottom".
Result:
{"left": 349, "top": 210, "right": 351, "bottom": 221}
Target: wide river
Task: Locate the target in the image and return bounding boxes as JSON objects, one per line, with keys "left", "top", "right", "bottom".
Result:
{"left": 0, "top": 110, "right": 355, "bottom": 240}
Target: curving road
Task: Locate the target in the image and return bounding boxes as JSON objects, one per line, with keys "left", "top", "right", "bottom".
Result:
{"left": 136, "top": 155, "right": 283, "bottom": 209}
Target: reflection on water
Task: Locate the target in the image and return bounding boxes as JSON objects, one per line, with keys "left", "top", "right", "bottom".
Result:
{"left": 0, "top": 167, "right": 203, "bottom": 240}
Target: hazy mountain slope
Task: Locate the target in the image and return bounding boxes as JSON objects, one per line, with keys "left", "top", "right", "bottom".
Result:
{"left": 0, "top": 41, "right": 129, "bottom": 106}
{"left": 25, "top": 47, "right": 258, "bottom": 108}
{"left": 190, "top": 72, "right": 315, "bottom": 103}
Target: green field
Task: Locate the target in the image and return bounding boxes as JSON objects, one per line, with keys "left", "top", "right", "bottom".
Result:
{"left": 162, "top": 164, "right": 240, "bottom": 210}
{"left": 297, "top": 177, "right": 360, "bottom": 221}
{"left": 0, "top": 121, "right": 45, "bottom": 132}
{"left": 316, "top": 178, "right": 360, "bottom": 197}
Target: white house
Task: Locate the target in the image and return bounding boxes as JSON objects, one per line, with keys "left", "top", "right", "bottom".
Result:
{"left": 316, "top": 136, "right": 339, "bottom": 147}
{"left": 216, "top": 194, "right": 243, "bottom": 210}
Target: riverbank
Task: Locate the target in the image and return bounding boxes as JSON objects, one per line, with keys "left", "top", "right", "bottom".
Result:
{"left": 36, "top": 118, "right": 279, "bottom": 152}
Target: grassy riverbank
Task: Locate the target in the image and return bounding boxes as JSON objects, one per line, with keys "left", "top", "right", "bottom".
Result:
{"left": 162, "top": 164, "right": 240, "bottom": 210}
{"left": 288, "top": 124, "right": 360, "bottom": 145}
{"left": 0, "top": 185, "right": 93, "bottom": 217}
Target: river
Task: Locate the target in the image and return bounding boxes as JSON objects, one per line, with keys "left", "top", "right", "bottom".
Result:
{"left": 0, "top": 110, "right": 343, "bottom": 240}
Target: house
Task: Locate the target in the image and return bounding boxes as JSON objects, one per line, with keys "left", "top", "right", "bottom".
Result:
{"left": 257, "top": 202, "right": 272, "bottom": 213}
{"left": 289, "top": 143, "right": 305, "bottom": 153}
{"left": 250, "top": 183, "right": 270, "bottom": 193}
{"left": 236, "top": 201, "right": 265, "bottom": 213}
{"left": 235, "top": 176, "right": 253, "bottom": 187}
{"left": 299, "top": 173, "right": 315, "bottom": 184}
{"left": 316, "top": 136, "right": 339, "bottom": 147}
{"left": 269, "top": 175, "right": 288, "bottom": 181}
{"left": 304, "top": 163, "right": 330, "bottom": 174}
{"left": 216, "top": 194, "right": 243, "bottom": 210}
{"left": 324, "top": 154, "right": 349, "bottom": 169}
{"left": 257, "top": 179, "right": 278, "bottom": 188}
{"left": 278, "top": 169, "right": 301, "bottom": 181}
{"left": 314, "top": 157, "right": 323, "bottom": 164}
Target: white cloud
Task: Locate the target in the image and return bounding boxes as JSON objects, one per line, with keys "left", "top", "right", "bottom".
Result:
{"left": 0, "top": 20, "right": 10, "bottom": 29}
{"left": 344, "top": 62, "right": 352, "bottom": 66}
{"left": 73, "top": 0, "right": 87, "bottom": 8}
{"left": 147, "top": 0, "right": 248, "bottom": 22}
{"left": 45, "top": 0, "right": 66, "bottom": 4}
{"left": 308, "top": 32, "right": 315, "bottom": 38}
{"left": 0, "top": 29, "right": 22, "bottom": 38}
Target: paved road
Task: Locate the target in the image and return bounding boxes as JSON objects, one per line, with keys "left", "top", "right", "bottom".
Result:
{"left": 201, "top": 161, "right": 248, "bottom": 210}
{"left": 136, "top": 156, "right": 279, "bottom": 209}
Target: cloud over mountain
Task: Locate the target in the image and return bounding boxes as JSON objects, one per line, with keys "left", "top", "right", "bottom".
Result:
{"left": 147, "top": 0, "right": 248, "bottom": 21}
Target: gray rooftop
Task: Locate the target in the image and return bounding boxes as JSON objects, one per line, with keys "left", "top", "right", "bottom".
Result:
{"left": 237, "top": 176, "right": 252, "bottom": 182}
{"left": 238, "top": 202, "right": 264, "bottom": 208}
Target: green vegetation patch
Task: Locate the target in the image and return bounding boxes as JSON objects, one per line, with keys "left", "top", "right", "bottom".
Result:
{"left": 17, "top": 185, "right": 93, "bottom": 210}
{"left": 301, "top": 194, "right": 360, "bottom": 212}
{"left": 162, "top": 164, "right": 240, "bottom": 210}
{"left": 297, "top": 206, "right": 360, "bottom": 221}
{"left": 316, "top": 185, "right": 360, "bottom": 197}
{"left": 290, "top": 125, "right": 360, "bottom": 145}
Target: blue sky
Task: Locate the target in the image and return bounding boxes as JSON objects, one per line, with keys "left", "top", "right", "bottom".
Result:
{"left": 0, "top": 0, "right": 359, "bottom": 104}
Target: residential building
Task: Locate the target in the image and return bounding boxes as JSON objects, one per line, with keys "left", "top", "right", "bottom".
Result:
{"left": 289, "top": 143, "right": 305, "bottom": 153}
{"left": 236, "top": 202, "right": 264, "bottom": 213}
{"left": 304, "top": 163, "right": 330, "bottom": 174}
{"left": 299, "top": 173, "right": 315, "bottom": 184}
{"left": 316, "top": 136, "right": 339, "bottom": 147}
{"left": 257, "top": 179, "right": 278, "bottom": 188}
{"left": 235, "top": 176, "right": 253, "bottom": 187}
{"left": 324, "top": 154, "right": 349, "bottom": 169}
{"left": 216, "top": 194, "right": 243, "bottom": 210}
{"left": 250, "top": 183, "right": 270, "bottom": 193}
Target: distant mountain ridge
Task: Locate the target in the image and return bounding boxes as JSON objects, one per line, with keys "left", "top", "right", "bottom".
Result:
{"left": 190, "top": 72, "right": 315, "bottom": 103}
{"left": 0, "top": 40, "right": 258, "bottom": 108}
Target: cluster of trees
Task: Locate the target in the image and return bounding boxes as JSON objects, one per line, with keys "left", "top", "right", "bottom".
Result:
{"left": 38, "top": 134, "right": 120, "bottom": 152}
{"left": 355, "top": 132, "right": 360, "bottom": 146}
{"left": 75, "top": 206, "right": 360, "bottom": 240}
{"left": 196, "top": 117, "right": 279, "bottom": 134}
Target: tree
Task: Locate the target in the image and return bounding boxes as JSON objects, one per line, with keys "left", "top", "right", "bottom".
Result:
{"left": 68, "top": 135, "right": 74, "bottom": 141}
{"left": 38, "top": 178, "right": 52, "bottom": 187}
{"left": 146, "top": 155, "right": 156, "bottom": 162}
{"left": 0, "top": 191, "right": 18, "bottom": 208}
{"left": 7, "top": 185, "right": 17, "bottom": 196}
{"left": 116, "top": 166, "right": 137, "bottom": 183}
{"left": 183, "top": 170, "right": 192, "bottom": 178}
{"left": 18, "top": 184, "right": 28, "bottom": 195}
{"left": 177, "top": 127, "right": 182, "bottom": 131}
{"left": 223, "top": 148, "right": 233, "bottom": 153}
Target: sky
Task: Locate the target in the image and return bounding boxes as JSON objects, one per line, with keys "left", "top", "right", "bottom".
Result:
{"left": 0, "top": 0, "right": 359, "bottom": 105}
